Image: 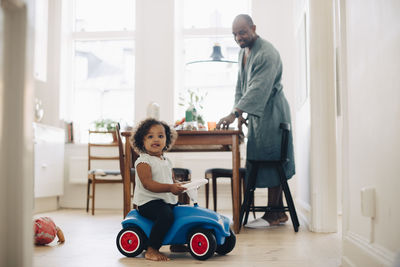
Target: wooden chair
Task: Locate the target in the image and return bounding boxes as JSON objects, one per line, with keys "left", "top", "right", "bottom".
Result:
{"left": 115, "top": 123, "right": 137, "bottom": 210}
{"left": 239, "top": 123, "right": 300, "bottom": 232}
{"left": 172, "top": 168, "right": 191, "bottom": 204}
{"left": 204, "top": 168, "right": 247, "bottom": 212}
{"left": 86, "top": 130, "right": 122, "bottom": 215}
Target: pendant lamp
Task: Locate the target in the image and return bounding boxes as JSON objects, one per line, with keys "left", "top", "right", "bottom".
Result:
{"left": 186, "top": 43, "right": 237, "bottom": 65}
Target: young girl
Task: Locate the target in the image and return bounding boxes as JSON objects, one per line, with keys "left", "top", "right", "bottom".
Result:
{"left": 131, "top": 118, "right": 186, "bottom": 261}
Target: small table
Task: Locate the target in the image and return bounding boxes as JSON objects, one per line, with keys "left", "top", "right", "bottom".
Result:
{"left": 122, "top": 130, "right": 242, "bottom": 234}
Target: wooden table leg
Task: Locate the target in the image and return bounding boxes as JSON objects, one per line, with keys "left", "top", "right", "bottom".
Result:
{"left": 232, "top": 134, "right": 240, "bottom": 234}
{"left": 123, "top": 136, "right": 132, "bottom": 218}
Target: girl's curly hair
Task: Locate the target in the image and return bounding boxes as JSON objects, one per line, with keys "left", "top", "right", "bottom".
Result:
{"left": 130, "top": 118, "right": 177, "bottom": 154}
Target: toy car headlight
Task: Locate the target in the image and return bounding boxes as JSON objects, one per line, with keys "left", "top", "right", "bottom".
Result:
{"left": 218, "top": 218, "right": 225, "bottom": 228}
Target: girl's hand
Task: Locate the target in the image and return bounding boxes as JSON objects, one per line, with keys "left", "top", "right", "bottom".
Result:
{"left": 170, "top": 183, "right": 186, "bottom": 195}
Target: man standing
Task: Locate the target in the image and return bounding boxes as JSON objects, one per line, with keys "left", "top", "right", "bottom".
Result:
{"left": 217, "top": 14, "right": 295, "bottom": 227}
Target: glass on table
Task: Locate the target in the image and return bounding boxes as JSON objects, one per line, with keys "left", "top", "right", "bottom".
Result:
{"left": 207, "top": 121, "right": 216, "bottom": 131}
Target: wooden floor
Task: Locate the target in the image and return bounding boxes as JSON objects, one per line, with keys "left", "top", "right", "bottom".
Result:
{"left": 33, "top": 208, "right": 342, "bottom": 267}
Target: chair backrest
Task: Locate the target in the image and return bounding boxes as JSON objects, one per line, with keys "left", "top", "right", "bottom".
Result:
{"left": 115, "top": 123, "right": 125, "bottom": 180}
{"left": 88, "top": 130, "right": 119, "bottom": 171}
{"left": 173, "top": 168, "right": 191, "bottom": 182}
{"left": 115, "top": 123, "right": 139, "bottom": 182}
{"left": 279, "top": 123, "right": 290, "bottom": 162}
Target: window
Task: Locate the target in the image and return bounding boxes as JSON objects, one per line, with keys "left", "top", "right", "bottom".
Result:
{"left": 61, "top": 0, "right": 135, "bottom": 143}
{"left": 176, "top": 0, "right": 250, "bottom": 123}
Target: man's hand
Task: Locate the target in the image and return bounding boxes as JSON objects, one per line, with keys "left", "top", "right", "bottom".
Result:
{"left": 217, "top": 113, "right": 236, "bottom": 129}
{"left": 169, "top": 183, "right": 186, "bottom": 195}
{"left": 238, "top": 114, "right": 248, "bottom": 132}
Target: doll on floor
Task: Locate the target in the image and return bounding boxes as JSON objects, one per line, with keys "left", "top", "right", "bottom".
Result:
{"left": 34, "top": 217, "right": 65, "bottom": 245}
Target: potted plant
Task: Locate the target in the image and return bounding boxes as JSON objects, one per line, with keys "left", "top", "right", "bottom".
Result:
{"left": 93, "top": 118, "right": 118, "bottom": 142}
{"left": 178, "top": 89, "right": 207, "bottom": 129}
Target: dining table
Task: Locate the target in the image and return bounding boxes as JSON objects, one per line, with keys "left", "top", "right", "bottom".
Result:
{"left": 121, "top": 129, "right": 243, "bottom": 234}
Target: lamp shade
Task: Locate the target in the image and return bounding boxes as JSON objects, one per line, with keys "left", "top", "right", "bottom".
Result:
{"left": 210, "top": 44, "right": 224, "bottom": 61}
{"left": 186, "top": 43, "right": 237, "bottom": 65}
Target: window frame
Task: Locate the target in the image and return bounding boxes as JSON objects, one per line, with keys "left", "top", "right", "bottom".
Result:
{"left": 59, "top": 0, "right": 135, "bottom": 143}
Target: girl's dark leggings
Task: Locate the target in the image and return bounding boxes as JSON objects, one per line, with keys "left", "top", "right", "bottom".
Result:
{"left": 138, "top": 199, "right": 175, "bottom": 250}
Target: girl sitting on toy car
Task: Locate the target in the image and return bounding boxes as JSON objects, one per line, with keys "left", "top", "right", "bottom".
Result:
{"left": 130, "top": 118, "right": 187, "bottom": 261}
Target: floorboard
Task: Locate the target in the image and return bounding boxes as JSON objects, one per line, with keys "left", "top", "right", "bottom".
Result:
{"left": 33, "top": 208, "right": 341, "bottom": 267}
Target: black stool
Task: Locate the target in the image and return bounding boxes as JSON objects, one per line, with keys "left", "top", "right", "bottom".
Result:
{"left": 204, "top": 168, "right": 247, "bottom": 212}
{"left": 173, "top": 168, "right": 191, "bottom": 204}
{"left": 240, "top": 123, "right": 300, "bottom": 232}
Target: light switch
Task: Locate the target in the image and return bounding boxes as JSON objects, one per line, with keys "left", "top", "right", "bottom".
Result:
{"left": 361, "top": 187, "right": 375, "bottom": 218}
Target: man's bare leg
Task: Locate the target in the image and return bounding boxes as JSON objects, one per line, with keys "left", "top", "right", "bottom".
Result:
{"left": 277, "top": 191, "right": 288, "bottom": 223}
{"left": 261, "top": 185, "right": 282, "bottom": 225}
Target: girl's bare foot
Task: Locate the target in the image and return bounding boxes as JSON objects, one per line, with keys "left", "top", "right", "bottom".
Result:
{"left": 145, "top": 247, "right": 170, "bottom": 261}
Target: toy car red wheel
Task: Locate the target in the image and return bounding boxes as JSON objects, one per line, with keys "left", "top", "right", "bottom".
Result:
{"left": 116, "top": 227, "right": 147, "bottom": 257}
{"left": 187, "top": 228, "right": 217, "bottom": 260}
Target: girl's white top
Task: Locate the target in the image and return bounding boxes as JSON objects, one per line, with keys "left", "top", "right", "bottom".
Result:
{"left": 133, "top": 153, "right": 177, "bottom": 206}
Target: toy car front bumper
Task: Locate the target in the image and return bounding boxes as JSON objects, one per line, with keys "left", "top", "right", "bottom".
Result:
{"left": 218, "top": 214, "right": 232, "bottom": 234}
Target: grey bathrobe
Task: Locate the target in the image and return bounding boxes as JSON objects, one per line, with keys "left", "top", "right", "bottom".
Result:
{"left": 235, "top": 37, "right": 295, "bottom": 188}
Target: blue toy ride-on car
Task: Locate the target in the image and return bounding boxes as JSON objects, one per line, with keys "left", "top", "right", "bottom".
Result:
{"left": 116, "top": 179, "right": 236, "bottom": 260}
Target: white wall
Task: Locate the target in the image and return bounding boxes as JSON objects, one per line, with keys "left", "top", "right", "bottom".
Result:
{"left": 252, "top": 0, "right": 296, "bottom": 124}
{"left": 135, "top": 0, "right": 175, "bottom": 122}
{"left": 292, "top": 0, "right": 312, "bottom": 226}
{"left": 341, "top": 0, "right": 400, "bottom": 266}
{"left": 0, "top": 1, "right": 35, "bottom": 266}
{"left": 308, "top": 0, "right": 338, "bottom": 233}
{"left": 34, "top": 0, "right": 62, "bottom": 127}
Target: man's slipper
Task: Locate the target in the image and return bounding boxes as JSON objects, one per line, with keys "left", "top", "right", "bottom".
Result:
{"left": 244, "top": 218, "right": 279, "bottom": 229}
